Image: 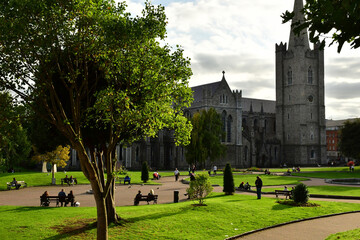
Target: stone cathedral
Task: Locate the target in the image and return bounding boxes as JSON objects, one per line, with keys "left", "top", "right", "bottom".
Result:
{"left": 66, "top": 0, "right": 327, "bottom": 171}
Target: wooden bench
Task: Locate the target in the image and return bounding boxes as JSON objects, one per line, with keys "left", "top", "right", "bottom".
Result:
{"left": 40, "top": 196, "right": 75, "bottom": 207}
{"left": 7, "top": 181, "right": 27, "bottom": 190}
{"left": 275, "top": 190, "right": 293, "bottom": 199}
{"left": 134, "top": 195, "right": 158, "bottom": 205}
{"left": 119, "top": 177, "right": 131, "bottom": 184}
{"left": 61, "top": 178, "right": 78, "bottom": 186}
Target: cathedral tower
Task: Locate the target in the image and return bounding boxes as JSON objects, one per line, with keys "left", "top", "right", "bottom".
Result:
{"left": 275, "top": 0, "right": 326, "bottom": 166}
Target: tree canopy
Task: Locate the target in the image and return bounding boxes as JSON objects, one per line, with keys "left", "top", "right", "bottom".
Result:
{"left": 338, "top": 119, "right": 360, "bottom": 159}
{"left": 0, "top": 92, "right": 31, "bottom": 170}
{"left": 282, "top": 0, "right": 360, "bottom": 52}
{"left": 0, "top": 0, "right": 193, "bottom": 239}
{"left": 185, "top": 108, "right": 226, "bottom": 166}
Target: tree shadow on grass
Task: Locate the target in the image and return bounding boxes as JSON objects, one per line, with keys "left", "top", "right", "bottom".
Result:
{"left": 43, "top": 218, "right": 97, "bottom": 240}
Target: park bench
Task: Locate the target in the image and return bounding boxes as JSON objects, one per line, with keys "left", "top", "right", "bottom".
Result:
{"left": 134, "top": 195, "right": 158, "bottom": 206}
{"left": 275, "top": 190, "right": 293, "bottom": 199}
{"left": 119, "top": 177, "right": 131, "bottom": 184}
{"left": 7, "top": 181, "right": 27, "bottom": 190}
{"left": 40, "top": 195, "right": 75, "bottom": 207}
{"left": 61, "top": 178, "right": 78, "bottom": 186}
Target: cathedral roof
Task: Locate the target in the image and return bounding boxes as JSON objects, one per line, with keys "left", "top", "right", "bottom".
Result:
{"left": 191, "top": 81, "right": 222, "bottom": 102}
{"left": 242, "top": 98, "right": 275, "bottom": 114}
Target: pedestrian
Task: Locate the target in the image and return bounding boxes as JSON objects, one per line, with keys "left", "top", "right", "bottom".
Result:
{"left": 213, "top": 165, "right": 217, "bottom": 175}
{"left": 255, "top": 176, "right": 263, "bottom": 199}
{"left": 174, "top": 168, "right": 180, "bottom": 181}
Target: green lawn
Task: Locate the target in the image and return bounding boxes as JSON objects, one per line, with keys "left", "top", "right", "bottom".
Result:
{"left": 326, "top": 228, "right": 360, "bottom": 240}
{"left": 201, "top": 174, "right": 309, "bottom": 187}
{"left": 292, "top": 171, "right": 360, "bottom": 179}
{"left": 264, "top": 185, "right": 360, "bottom": 197}
{"left": 1, "top": 193, "right": 360, "bottom": 239}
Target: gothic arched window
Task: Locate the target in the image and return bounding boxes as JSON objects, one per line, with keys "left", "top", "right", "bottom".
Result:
{"left": 227, "top": 115, "right": 232, "bottom": 142}
{"left": 308, "top": 67, "right": 313, "bottom": 84}
{"left": 221, "top": 111, "right": 227, "bottom": 142}
{"left": 287, "top": 67, "right": 292, "bottom": 85}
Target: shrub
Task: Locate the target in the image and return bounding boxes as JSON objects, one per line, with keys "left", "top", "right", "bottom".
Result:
{"left": 141, "top": 161, "right": 149, "bottom": 183}
{"left": 186, "top": 173, "right": 213, "bottom": 205}
{"left": 292, "top": 183, "right": 309, "bottom": 203}
{"left": 223, "top": 163, "right": 235, "bottom": 195}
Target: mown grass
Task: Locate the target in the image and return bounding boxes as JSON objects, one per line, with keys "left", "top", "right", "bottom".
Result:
{"left": 264, "top": 185, "right": 360, "bottom": 197}
{"left": 198, "top": 174, "right": 309, "bottom": 187}
{"left": 326, "top": 228, "right": 360, "bottom": 240}
{"left": 1, "top": 193, "right": 360, "bottom": 240}
{"left": 292, "top": 170, "right": 360, "bottom": 179}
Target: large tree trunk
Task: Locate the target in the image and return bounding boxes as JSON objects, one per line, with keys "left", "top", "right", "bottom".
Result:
{"left": 106, "top": 178, "right": 120, "bottom": 223}
{"left": 90, "top": 180, "right": 108, "bottom": 240}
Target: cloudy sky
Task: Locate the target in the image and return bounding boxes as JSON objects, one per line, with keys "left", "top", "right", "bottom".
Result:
{"left": 122, "top": 0, "right": 360, "bottom": 120}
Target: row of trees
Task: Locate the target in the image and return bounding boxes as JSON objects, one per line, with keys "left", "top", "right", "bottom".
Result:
{"left": 0, "top": 0, "right": 193, "bottom": 239}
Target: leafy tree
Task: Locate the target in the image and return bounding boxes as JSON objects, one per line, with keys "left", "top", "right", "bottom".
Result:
{"left": 338, "top": 119, "right": 360, "bottom": 159}
{"left": 223, "top": 163, "right": 235, "bottom": 195}
{"left": 0, "top": 1, "right": 193, "bottom": 239}
{"left": 32, "top": 145, "right": 71, "bottom": 184}
{"left": 0, "top": 92, "right": 31, "bottom": 170}
{"left": 292, "top": 183, "right": 309, "bottom": 204}
{"left": 282, "top": 0, "right": 360, "bottom": 52}
{"left": 186, "top": 108, "right": 226, "bottom": 167}
{"left": 141, "top": 161, "right": 149, "bottom": 183}
{"left": 186, "top": 173, "right": 213, "bottom": 205}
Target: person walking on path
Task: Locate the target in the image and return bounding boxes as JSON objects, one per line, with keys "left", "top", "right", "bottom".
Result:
{"left": 174, "top": 168, "right": 180, "bottom": 181}
{"left": 255, "top": 176, "right": 262, "bottom": 199}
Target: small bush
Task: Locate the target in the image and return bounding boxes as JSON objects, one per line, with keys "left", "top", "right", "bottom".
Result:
{"left": 186, "top": 173, "right": 213, "bottom": 205}
{"left": 292, "top": 183, "right": 309, "bottom": 204}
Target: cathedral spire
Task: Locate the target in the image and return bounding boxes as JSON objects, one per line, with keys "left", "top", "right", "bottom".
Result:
{"left": 221, "top": 70, "right": 226, "bottom": 81}
{"left": 288, "top": 0, "right": 310, "bottom": 50}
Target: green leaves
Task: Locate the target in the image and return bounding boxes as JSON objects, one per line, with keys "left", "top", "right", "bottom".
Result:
{"left": 185, "top": 108, "right": 226, "bottom": 165}
{"left": 339, "top": 119, "right": 360, "bottom": 159}
{"left": 282, "top": 0, "right": 360, "bottom": 52}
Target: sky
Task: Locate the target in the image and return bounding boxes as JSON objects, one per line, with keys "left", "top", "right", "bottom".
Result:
{"left": 120, "top": 0, "right": 360, "bottom": 120}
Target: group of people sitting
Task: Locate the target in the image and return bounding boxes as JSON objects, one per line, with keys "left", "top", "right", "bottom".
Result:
{"left": 41, "top": 189, "right": 75, "bottom": 207}
{"left": 63, "top": 175, "right": 75, "bottom": 185}
{"left": 264, "top": 169, "right": 271, "bottom": 175}
{"left": 134, "top": 189, "right": 155, "bottom": 205}
{"left": 238, "top": 182, "right": 251, "bottom": 191}
{"left": 153, "top": 171, "right": 161, "bottom": 180}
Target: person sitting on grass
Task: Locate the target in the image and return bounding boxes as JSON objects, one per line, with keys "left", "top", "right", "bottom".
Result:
{"left": 153, "top": 171, "right": 160, "bottom": 180}
{"left": 244, "top": 182, "right": 251, "bottom": 191}
{"left": 239, "top": 182, "right": 245, "bottom": 190}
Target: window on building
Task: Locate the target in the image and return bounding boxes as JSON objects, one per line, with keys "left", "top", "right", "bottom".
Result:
{"left": 308, "top": 67, "right": 313, "bottom": 84}
{"left": 220, "top": 96, "right": 222, "bottom": 103}
{"left": 226, "top": 95, "right": 228, "bottom": 103}
{"left": 227, "top": 115, "right": 232, "bottom": 142}
{"left": 288, "top": 67, "right": 292, "bottom": 85}
{"left": 221, "top": 111, "right": 226, "bottom": 142}
{"left": 311, "top": 150, "right": 315, "bottom": 158}
{"left": 310, "top": 133, "right": 314, "bottom": 140}
{"left": 288, "top": 113, "right": 290, "bottom": 120}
